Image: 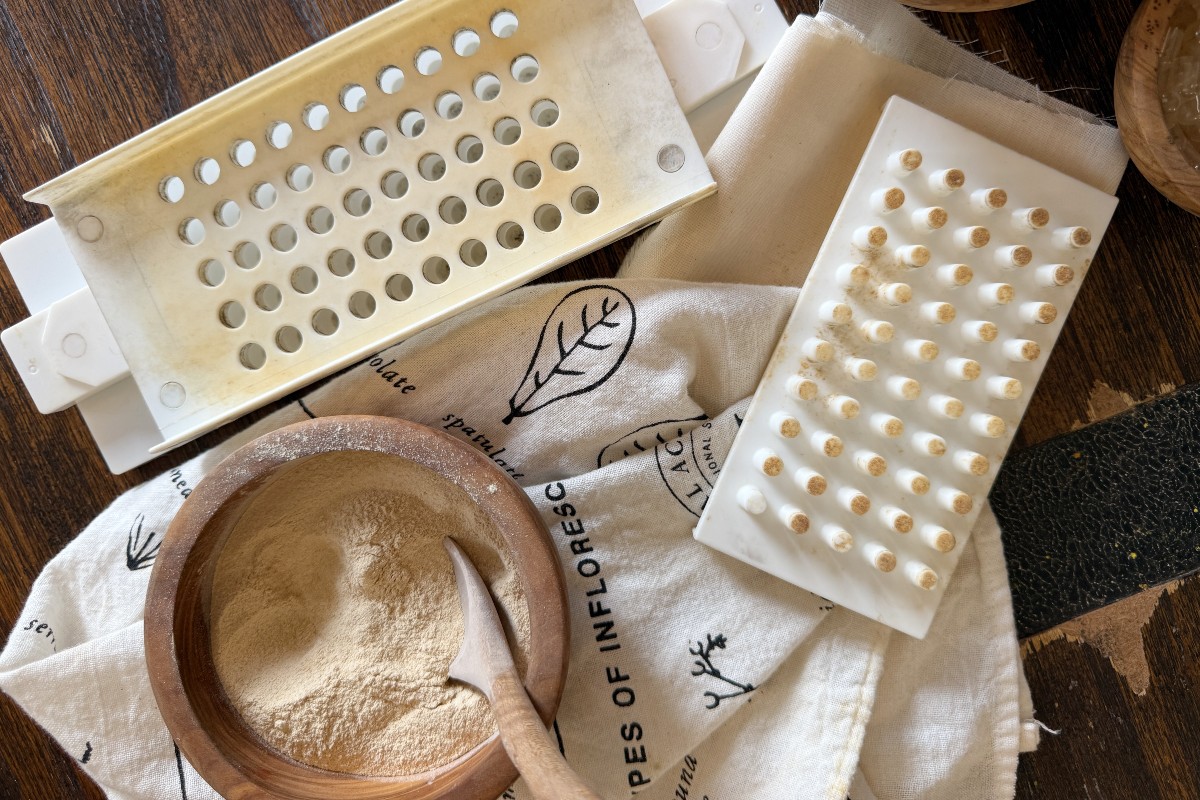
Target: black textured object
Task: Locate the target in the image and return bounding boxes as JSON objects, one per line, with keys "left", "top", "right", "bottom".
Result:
{"left": 991, "top": 383, "right": 1200, "bottom": 638}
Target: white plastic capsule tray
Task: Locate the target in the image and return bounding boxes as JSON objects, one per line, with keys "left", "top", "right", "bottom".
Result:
{"left": 23, "top": 0, "right": 713, "bottom": 451}
{"left": 694, "top": 96, "right": 1117, "bottom": 639}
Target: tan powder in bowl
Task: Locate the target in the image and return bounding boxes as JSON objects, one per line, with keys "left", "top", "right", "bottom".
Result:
{"left": 208, "top": 450, "right": 530, "bottom": 776}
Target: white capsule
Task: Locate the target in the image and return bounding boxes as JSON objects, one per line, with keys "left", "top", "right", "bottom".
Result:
{"left": 737, "top": 485, "right": 767, "bottom": 514}
{"left": 970, "top": 187, "right": 1007, "bottom": 212}
{"left": 827, "top": 394, "right": 860, "bottom": 418}
{"left": 987, "top": 376, "right": 1023, "bottom": 400}
{"left": 995, "top": 245, "right": 1033, "bottom": 268}
{"left": 887, "top": 375, "right": 921, "bottom": 400}
{"left": 820, "top": 301, "right": 853, "bottom": 325}
{"left": 837, "top": 262, "right": 870, "bottom": 287}
{"left": 1003, "top": 339, "right": 1042, "bottom": 361}
{"left": 779, "top": 505, "right": 810, "bottom": 534}
{"left": 1019, "top": 301, "right": 1058, "bottom": 325}
{"left": 785, "top": 375, "right": 820, "bottom": 400}
{"left": 896, "top": 244, "right": 930, "bottom": 268}
{"left": 844, "top": 358, "right": 877, "bottom": 381}
{"left": 879, "top": 282, "right": 912, "bottom": 305}
{"left": 962, "top": 320, "right": 998, "bottom": 343}
{"left": 977, "top": 283, "right": 1014, "bottom": 306}
{"left": 860, "top": 320, "right": 894, "bottom": 343}
{"left": 770, "top": 411, "right": 802, "bottom": 438}
{"left": 912, "top": 206, "right": 948, "bottom": 232}
{"left": 904, "top": 339, "right": 939, "bottom": 362}
{"left": 853, "top": 225, "right": 888, "bottom": 251}
{"left": 954, "top": 450, "right": 990, "bottom": 476}
{"left": 914, "top": 431, "right": 947, "bottom": 456}
{"left": 838, "top": 486, "right": 871, "bottom": 515}
{"left": 811, "top": 431, "right": 843, "bottom": 457}
{"left": 1054, "top": 226, "right": 1092, "bottom": 249}
{"left": 871, "top": 413, "right": 904, "bottom": 438}
{"left": 945, "top": 357, "right": 981, "bottom": 381}
{"left": 802, "top": 337, "right": 834, "bottom": 362}
{"left": 855, "top": 450, "right": 887, "bottom": 477}
{"left": 970, "top": 413, "right": 1006, "bottom": 438}
{"left": 921, "top": 301, "right": 956, "bottom": 324}
{"left": 881, "top": 505, "right": 913, "bottom": 533}
{"left": 794, "top": 467, "right": 827, "bottom": 496}
{"left": 888, "top": 148, "right": 923, "bottom": 175}
{"left": 954, "top": 226, "right": 991, "bottom": 250}
{"left": 928, "top": 394, "right": 965, "bottom": 419}
{"left": 938, "top": 486, "right": 974, "bottom": 515}
{"left": 896, "top": 468, "right": 931, "bottom": 496}
{"left": 1012, "top": 206, "right": 1050, "bottom": 230}
{"left": 754, "top": 447, "right": 785, "bottom": 476}
{"left": 921, "top": 524, "right": 957, "bottom": 553}
{"left": 906, "top": 561, "right": 939, "bottom": 590}
{"left": 1037, "top": 264, "right": 1075, "bottom": 287}
{"left": 863, "top": 542, "right": 897, "bottom": 572}
{"left": 936, "top": 263, "right": 973, "bottom": 287}
{"left": 822, "top": 524, "right": 855, "bottom": 553}
{"left": 928, "top": 168, "right": 965, "bottom": 195}
{"left": 871, "top": 187, "right": 906, "bottom": 213}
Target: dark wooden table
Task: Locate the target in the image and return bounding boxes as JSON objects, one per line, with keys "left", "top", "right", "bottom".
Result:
{"left": 3, "top": 0, "right": 1199, "bottom": 798}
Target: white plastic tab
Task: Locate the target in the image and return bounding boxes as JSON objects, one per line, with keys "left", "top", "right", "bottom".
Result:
{"left": 0, "top": 219, "right": 87, "bottom": 315}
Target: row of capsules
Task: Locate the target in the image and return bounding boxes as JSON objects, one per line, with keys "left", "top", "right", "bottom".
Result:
{"left": 735, "top": 147, "right": 1091, "bottom": 593}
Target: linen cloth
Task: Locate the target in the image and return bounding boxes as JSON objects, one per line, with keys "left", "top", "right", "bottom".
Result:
{"left": 1, "top": 1, "right": 1127, "bottom": 798}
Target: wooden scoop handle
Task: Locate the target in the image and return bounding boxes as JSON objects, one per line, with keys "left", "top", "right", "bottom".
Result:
{"left": 489, "top": 669, "right": 603, "bottom": 800}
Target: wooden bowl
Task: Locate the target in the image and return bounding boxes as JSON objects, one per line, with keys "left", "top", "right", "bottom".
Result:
{"left": 144, "top": 416, "right": 569, "bottom": 800}
{"left": 902, "top": 1, "right": 1033, "bottom": 10}
{"left": 1116, "top": 0, "right": 1200, "bottom": 215}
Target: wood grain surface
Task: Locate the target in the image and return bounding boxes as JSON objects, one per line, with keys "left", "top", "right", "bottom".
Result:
{"left": 0, "top": 0, "right": 1197, "bottom": 799}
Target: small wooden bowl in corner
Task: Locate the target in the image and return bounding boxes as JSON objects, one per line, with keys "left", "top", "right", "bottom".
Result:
{"left": 144, "top": 416, "right": 570, "bottom": 800}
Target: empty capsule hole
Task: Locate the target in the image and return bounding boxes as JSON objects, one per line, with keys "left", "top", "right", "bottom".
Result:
{"left": 491, "top": 10, "right": 519, "bottom": 38}
{"left": 365, "top": 230, "right": 394, "bottom": 259}
{"left": 230, "top": 139, "right": 256, "bottom": 167}
{"left": 323, "top": 146, "right": 351, "bottom": 174}
{"left": 456, "top": 135, "right": 484, "bottom": 163}
{"left": 311, "top": 308, "right": 340, "bottom": 336}
{"left": 287, "top": 163, "right": 314, "bottom": 192}
{"left": 497, "top": 221, "right": 524, "bottom": 249}
{"left": 239, "top": 342, "right": 266, "bottom": 370}
{"left": 476, "top": 178, "right": 504, "bottom": 206}
{"left": 551, "top": 142, "right": 580, "bottom": 170}
{"left": 531, "top": 99, "right": 559, "bottom": 127}
{"left": 439, "top": 196, "right": 468, "bottom": 224}
{"left": 436, "top": 92, "right": 464, "bottom": 120}
{"left": 386, "top": 273, "right": 414, "bottom": 301}
{"left": 234, "top": 241, "right": 262, "bottom": 269}
{"left": 267, "top": 121, "right": 293, "bottom": 149}
{"left": 214, "top": 199, "right": 241, "bottom": 227}
{"left": 399, "top": 109, "right": 426, "bottom": 138}
{"left": 511, "top": 54, "right": 539, "bottom": 83}
{"left": 459, "top": 239, "right": 487, "bottom": 267}
{"left": 415, "top": 47, "right": 443, "bottom": 76}
{"left": 254, "top": 283, "right": 282, "bottom": 311}
{"left": 381, "top": 170, "right": 409, "bottom": 199}
{"left": 251, "top": 182, "right": 278, "bottom": 209}
{"left": 195, "top": 157, "right": 221, "bottom": 185}
{"left": 275, "top": 326, "right": 302, "bottom": 353}
{"left": 572, "top": 186, "right": 599, "bottom": 214}
{"left": 270, "top": 223, "right": 298, "bottom": 251}
{"left": 219, "top": 301, "right": 246, "bottom": 328}
{"left": 418, "top": 153, "right": 447, "bottom": 181}
{"left": 198, "top": 259, "right": 225, "bottom": 287}
{"left": 344, "top": 188, "right": 372, "bottom": 216}
{"left": 377, "top": 66, "right": 404, "bottom": 94}
{"left": 401, "top": 214, "right": 430, "bottom": 242}
{"left": 493, "top": 117, "right": 521, "bottom": 145}
{"left": 290, "top": 266, "right": 318, "bottom": 293}
{"left": 349, "top": 291, "right": 377, "bottom": 318}
{"left": 180, "top": 218, "right": 206, "bottom": 245}
{"left": 340, "top": 84, "right": 367, "bottom": 112}
{"left": 307, "top": 206, "right": 335, "bottom": 234}
{"left": 159, "top": 176, "right": 184, "bottom": 203}
{"left": 453, "top": 28, "right": 481, "bottom": 56}
{"left": 473, "top": 72, "right": 501, "bottom": 101}
{"left": 533, "top": 204, "right": 562, "bottom": 232}
{"left": 513, "top": 160, "right": 542, "bottom": 189}
{"left": 360, "top": 127, "right": 388, "bottom": 156}
{"left": 302, "top": 102, "right": 330, "bottom": 131}
{"left": 328, "top": 248, "right": 356, "bottom": 277}
{"left": 422, "top": 256, "right": 451, "bottom": 284}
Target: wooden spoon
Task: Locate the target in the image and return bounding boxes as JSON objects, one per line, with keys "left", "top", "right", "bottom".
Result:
{"left": 444, "top": 538, "right": 602, "bottom": 800}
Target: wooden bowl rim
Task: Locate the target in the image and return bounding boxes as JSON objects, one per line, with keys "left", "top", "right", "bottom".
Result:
{"left": 144, "top": 415, "right": 569, "bottom": 800}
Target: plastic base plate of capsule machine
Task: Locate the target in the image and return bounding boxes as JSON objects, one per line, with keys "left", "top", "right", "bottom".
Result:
{"left": 693, "top": 97, "right": 1117, "bottom": 638}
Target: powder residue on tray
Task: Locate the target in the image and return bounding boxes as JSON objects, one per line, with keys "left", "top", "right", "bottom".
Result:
{"left": 209, "top": 450, "right": 529, "bottom": 776}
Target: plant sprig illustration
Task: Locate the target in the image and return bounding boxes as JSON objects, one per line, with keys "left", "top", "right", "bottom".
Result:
{"left": 126, "top": 513, "right": 160, "bottom": 571}
{"left": 690, "top": 633, "right": 755, "bottom": 709}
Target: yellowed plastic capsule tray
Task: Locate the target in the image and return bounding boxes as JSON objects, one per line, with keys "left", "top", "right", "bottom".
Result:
{"left": 26, "top": 0, "right": 713, "bottom": 450}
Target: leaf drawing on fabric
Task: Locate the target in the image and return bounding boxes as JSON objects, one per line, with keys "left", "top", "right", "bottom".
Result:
{"left": 126, "top": 513, "right": 161, "bottom": 571}
{"left": 690, "top": 633, "right": 755, "bottom": 709}
{"left": 597, "top": 414, "right": 708, "bottom": 468}
{"left": 503, "top": 285, "right": 636, "bottom": 424}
